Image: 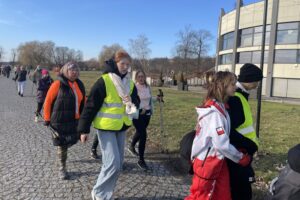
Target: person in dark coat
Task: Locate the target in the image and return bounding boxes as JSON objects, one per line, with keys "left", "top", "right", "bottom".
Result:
{"left": 78, "top": 50, "right": 140, "bottom": 200}
{"left": 14, "top": 66, "right": 27, "bottom": 97}
{"left": 4, "top": 65, "right": 11, "bottom": 78}
{"left": 227, "top": 63, "right": 263, "bottom": 200}
{"left": 269, "top": 144, "right": 300, "bottom": 200}
{"left": 43, "top": 62, "right": 85, "bottom": 180}
{"left": 34, "top": 69, "right": 53, "bottom": 122}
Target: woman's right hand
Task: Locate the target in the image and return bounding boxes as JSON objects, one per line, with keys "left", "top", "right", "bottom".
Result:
{"left": 80, "top": 134, "right": 88, "bottom": 143}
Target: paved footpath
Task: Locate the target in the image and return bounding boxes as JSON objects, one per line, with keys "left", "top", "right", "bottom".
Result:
{"left": 0, "top": 76, "right": 190, "bottom": 200}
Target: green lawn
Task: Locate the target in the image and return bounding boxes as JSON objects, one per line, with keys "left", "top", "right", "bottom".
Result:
{"left": 53, "top": 71, "right": 300, "bottom": 198}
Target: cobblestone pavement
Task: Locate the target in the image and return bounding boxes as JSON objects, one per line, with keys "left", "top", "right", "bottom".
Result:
{"left": 0, "top": 76, "right": 190, "bottom": 200}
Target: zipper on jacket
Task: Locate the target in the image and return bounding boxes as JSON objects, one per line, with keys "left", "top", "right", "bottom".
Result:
{"left": 201, "top": 147, "right": 211, "bottom": 167}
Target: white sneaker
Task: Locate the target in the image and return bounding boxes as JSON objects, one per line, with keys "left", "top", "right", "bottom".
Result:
{"left": 34, "top": 116, "right": 38, "bottom": 122}
{"left": 91, "top": 190, "right": 103, "bottom": 200}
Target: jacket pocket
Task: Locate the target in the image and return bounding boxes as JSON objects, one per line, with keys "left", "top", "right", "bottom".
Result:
{"left": 193, "top": 157, "right": 224, "bottom": 180}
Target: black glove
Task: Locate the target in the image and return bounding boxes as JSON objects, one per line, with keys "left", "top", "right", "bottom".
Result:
{"left": 43, "top": 121, "right": 50, "bottom": 126}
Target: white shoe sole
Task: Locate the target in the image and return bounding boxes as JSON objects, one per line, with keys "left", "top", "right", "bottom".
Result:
{"left": 91, "top": 190, "right": 103, "bottom": 200}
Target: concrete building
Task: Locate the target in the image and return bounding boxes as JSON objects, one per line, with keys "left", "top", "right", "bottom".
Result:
{"left": 216, "top": 0, "right": 300, "bottom": 98}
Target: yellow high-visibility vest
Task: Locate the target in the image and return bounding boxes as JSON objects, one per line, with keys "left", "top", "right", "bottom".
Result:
{"left": 235, "top": 92, "right": 259, "bottom": 147}
{"left": 93, "top": 74, "right": 134, "bottom": 131}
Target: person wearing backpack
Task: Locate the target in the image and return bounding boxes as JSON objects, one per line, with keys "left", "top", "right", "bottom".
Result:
{"left": 185, "top": 71, "right": 251, "bottom": 200}
{"left": 227, "top": 63, "right": 263, "bottom": 200}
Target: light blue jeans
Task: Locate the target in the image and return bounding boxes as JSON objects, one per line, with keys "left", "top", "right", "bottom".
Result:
{"left": 92, "top": 130, "right": 126, "bottom": 200}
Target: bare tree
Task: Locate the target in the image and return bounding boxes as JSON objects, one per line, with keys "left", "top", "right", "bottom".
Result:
{"left": 98, "top": 44, "right": 124, "bottom": 68}
{"left": 85, "top": 58, "right": 100, "bottom": 70}
{"left": 175, "top": 25, "right": 198, "bottom": 74}
{"left": 53, "top": 47, "right": 69, "bottom": 64}
{"left": 17, "top": 41, "right": 82, "bottom": 67}
{"left": 175, "top": 25, "right": 213, "bottom": 75}
{"left": 193, "top": 30, "right": 213, "bottom": 72}
{"left": 11, "top": 48, "right": 17, "bottom": 64}
{"left": 128, "top": 34, "right": 151, "bottom": 71}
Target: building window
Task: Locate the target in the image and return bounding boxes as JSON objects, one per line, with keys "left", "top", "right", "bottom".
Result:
{"left": 252, "top": 51, "right": 269, "bottom": 64}
{"left": 222, "top": 32, "right": 234, "bottom": 50}
{"left": 276, "top": 22, "right": 299, "bottom": 44}
{"left": 238, "top": 52, "right": 252, "bottom": 63}
{"left": 275, "top": 50, "right": 298, "bottom": 63}
{"left": 253, "top": 25, "right": 271, "bottom": 46}
{"left": 220, "top": 54, "right": 232, "bottom": 64}
{"left": 238, "top": 51, "right": 268, "bottom": 64}
{"left": 240, "top": 25, "right": 271, "bottom": 47}
{"left": 240, "top": 28, "right": 253, "bottom": 47}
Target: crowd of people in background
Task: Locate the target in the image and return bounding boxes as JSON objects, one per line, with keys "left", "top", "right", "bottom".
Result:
{"left": 0, "top": 64, "right": 12, "bottom": 78}
{"left": 1, "top": 49, "right": 299, "bottom": 200}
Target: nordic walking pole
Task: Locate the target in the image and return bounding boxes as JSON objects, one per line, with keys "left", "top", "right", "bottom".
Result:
{"left": 31, "top": 81, "right": 35, "bottom": 96}
{"left": 158, "top": 89, "right": 165, "bottom": 153}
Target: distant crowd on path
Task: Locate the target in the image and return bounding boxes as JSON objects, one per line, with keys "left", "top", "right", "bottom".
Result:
{"left": 0, "top": 64, "right": 12, "bottom": 78}
{"left": 2, "top": 50, "right": 299, "bottom": 200}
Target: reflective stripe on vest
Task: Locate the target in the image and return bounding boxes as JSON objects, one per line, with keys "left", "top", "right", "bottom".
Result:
{"left": 102, "top": 103, "right": 123, "bottom": 108}
{"left": 237, "top": 126, "right": 255, "bottom": 135}
{"left": 92, "top": 74, "right": 134, "bottom": 131}
{"left": 235, "top": 92, "right": 259, "bottom": 146}
{"left": 96, "top": 112, "right": 123, "bottom": 119}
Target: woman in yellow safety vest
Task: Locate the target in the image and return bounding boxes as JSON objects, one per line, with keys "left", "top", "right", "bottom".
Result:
{"left": 78, "top": 50, "right": 140, "bottom": 200}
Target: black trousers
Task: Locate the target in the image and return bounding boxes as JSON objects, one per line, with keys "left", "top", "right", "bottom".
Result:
{"left": 91, "top": 134, "right": 99, "bottom": 151}
{"left": 36, "top": 102, "right": 43, "bottom": 116}
{"left": 131, "top": 113, "right": 151, "bottom": 161}
{"left": 228, "top": 160, "right": 253, "bottom": 200}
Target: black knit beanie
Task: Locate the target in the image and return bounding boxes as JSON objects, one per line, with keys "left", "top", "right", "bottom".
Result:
{"left": 238, "top": 63, "right": 263, "bottom": 83}
{"left": 288, "top": 144, "right": 300, "bottom": 173}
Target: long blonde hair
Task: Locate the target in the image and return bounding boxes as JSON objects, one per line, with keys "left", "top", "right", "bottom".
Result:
{"left": 205, "top": 71, "right": 236, "bottom": 103}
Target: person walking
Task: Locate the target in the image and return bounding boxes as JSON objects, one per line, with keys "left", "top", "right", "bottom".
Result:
{"left": 185, "top": 71, "right": 251, "bottom": 200}
{"left": 78, "top": 50, "right": 140, "bottom": 200}
{"left": 14, "top": 66, "right": 27, "bottom": 97}
{"left": 43, "top": 62, "right": 85, "bottom": 180}
{"left": 34, "top": 69, "right": 53, "bottom": 122}
{"left": 5, "top": 65, "right": 11, "bottom": 78}
{"left": 227, "top": 63, "right": 263, "bottom": 200}
{"left": 128, "top": 70, "right": 161, "bottom": 170}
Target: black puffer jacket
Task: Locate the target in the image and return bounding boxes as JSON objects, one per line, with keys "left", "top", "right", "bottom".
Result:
{"left": 77, "top": 59, "right": 140, "bottom": 134}
{"left": 50, "top": 75, "right": 85, "bottom": 146}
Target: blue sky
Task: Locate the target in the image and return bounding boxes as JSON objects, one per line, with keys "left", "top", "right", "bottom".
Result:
{"left": 0, "top": 0, "right": 259, "bottom": 61}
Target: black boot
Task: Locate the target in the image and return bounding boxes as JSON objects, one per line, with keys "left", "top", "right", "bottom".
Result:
{"left": 90, "top": 149, "right": 100, "bottom": 159}
{"left": 137, "top": 160, "right": 149, "bottom": 171}
{"left": 128, "top": 146, "right": 139, "bottom": 157}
